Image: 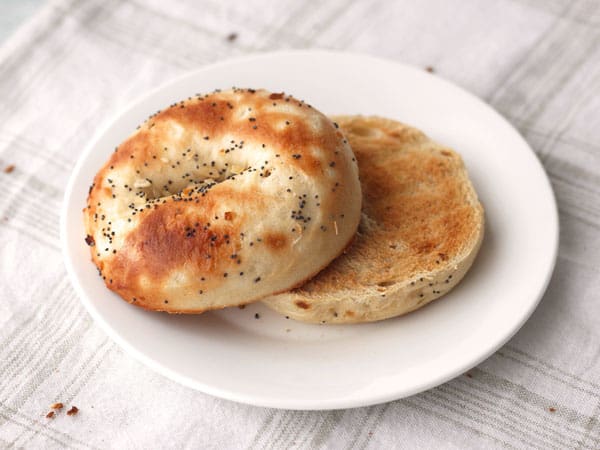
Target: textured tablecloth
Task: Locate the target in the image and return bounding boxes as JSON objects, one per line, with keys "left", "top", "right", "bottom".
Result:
{"left": 1, "top": 0, "right": 599, "bottom": 448}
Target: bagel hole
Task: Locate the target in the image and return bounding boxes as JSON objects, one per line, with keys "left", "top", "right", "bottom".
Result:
{"left": 158, "top": 169, "right": 240, "bottom": 200}
{"left": 141, "top": 160, "right": 254, "bottom": 203}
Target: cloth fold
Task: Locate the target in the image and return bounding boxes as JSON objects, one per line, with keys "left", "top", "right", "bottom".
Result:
{"left": 0, "top": 0, "right": 599, "bottom": 448}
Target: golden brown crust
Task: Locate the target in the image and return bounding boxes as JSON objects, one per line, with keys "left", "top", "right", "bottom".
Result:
{"left": 83, "top": 89, "right": 362, "bottom": 312}
{"left": 262, "top": 116, "right": 485, "bottom": 323}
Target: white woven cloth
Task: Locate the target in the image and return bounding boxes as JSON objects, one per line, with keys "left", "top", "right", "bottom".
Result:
{"left": 1, "top": 0, "right": 599, "bottom": 448}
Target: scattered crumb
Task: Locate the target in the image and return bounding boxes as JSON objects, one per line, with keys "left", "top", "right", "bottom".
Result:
{"left": 66, "top": 406, "right": 79, "bottom": 416}
{"left": 50, "top": 402, "right": 63, "bottom": 410}
{"left": 286, "top": 328, "right": 291, "bottom": 332}
{"left": 4, "top": 165, "right": 15, "bottom": 174}
{"left": 238, "top": 304, "right": 246, "bottom": 309}
{"left": 254, "top": 313, "right": 260, "bottom": 319}
{"left": 425, "top": 66, "right": 434, "bottom": 73}
{"left": 226, "top": 33, "right": 238, "bottom": 42}
{"left": 466, "top": 373, "right": 473, "bottom": 378}
{"left": 46, "top": 411, "right": 55, "bottom": 419}
{"left": 549, "top": 407, "right": 556, "bottom": 412}
{"left": 368, "top": 431, "right": 373, "bottom": 437}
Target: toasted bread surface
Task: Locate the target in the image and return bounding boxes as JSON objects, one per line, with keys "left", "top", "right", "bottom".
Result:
{"left": 262, "top": 116, "right": 484, "bottom": 323}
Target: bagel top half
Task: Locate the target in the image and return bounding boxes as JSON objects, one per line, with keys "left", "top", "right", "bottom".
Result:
{"left": 83, "top": 88, "right": 361, "bottom": 313}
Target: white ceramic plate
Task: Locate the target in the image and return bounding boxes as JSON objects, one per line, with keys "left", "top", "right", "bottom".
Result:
{"left": 61, "top": 50, "right": 558, "bottom": 410}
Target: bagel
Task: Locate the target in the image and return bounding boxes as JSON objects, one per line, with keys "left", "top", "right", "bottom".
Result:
{"left": 83, "top": 88, "right": 362, "bottom": 313}
{"left": 262, "top": 116, "right": 484, "bottom": 323}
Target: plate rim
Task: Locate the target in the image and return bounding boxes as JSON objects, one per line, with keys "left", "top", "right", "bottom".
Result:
{"left": 60, "top": 49, "right": 559, "bottom": 410}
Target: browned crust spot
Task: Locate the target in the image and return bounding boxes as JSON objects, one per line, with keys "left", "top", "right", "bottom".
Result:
{"left": 264, "top": 232, "right": 288, "bottom": 251}
{"left": 295, "top": 300, "right": 311, "bottom": 309}
{"left": 108, "top": 200, "right": 239, "bottom": 304}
